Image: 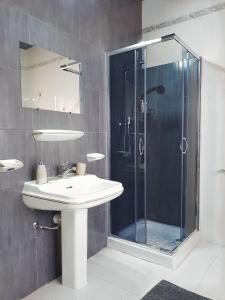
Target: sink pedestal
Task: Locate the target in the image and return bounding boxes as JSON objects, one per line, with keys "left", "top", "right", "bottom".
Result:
{"left": 22, "top": 175, "right": 123, "bottom": 290}
{"left": 61, "top": 209, "right": 88, "bottom": 290}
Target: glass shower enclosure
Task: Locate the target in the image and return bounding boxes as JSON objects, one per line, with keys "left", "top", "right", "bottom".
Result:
{"left": 108, "top": 34, "right": 201, "bottom": 254}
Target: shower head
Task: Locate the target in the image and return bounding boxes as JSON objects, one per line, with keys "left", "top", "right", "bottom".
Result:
{"left": 155, "top": 85, "right": 165, "bottom": 95}
{"left": 141, "top": 85, "right": 165, "bottom": 98}
{"left": 147, "top": 85, "right": 165, "bottom": 95}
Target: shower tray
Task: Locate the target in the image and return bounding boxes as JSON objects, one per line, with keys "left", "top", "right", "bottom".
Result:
{"left": 107, "top": 230, "right": 200, "bottom": 269}
{"left": 116, "top": 220, "right": 182, "bottom": 252}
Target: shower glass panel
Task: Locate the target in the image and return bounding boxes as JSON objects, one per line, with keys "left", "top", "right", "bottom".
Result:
{"left": 182, "top": 51, "right": 200, "bottom": 238}
{"left": 109, "top": 35, "right": 200, "bottom": 254}
{"left": 144, "top": 40, "right": 187, "bottom": 252}
{"left": 110, "top": 50, "right": 138, "bottom": 242}
{"left": 109, "top": 48, "right": 146, "bottom": 243}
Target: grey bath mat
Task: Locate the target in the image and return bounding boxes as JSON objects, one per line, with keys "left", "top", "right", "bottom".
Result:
{"left": 141, "top": 280, "right": 212, "bottom": 300}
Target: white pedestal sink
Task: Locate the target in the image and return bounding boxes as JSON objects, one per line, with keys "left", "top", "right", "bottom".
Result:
{"left": 22, "top": 175, "right": 123, "bottom": 290}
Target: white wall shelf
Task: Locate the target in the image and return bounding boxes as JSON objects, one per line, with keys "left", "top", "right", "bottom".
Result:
{"left": 0, "top": 159, "right": 24, "bottom": 172}
{"left": 87, "top": 153, "right": 105, "bottom": 162}
{"left": 32, "top": 130, "right": 84, "bottom": 142}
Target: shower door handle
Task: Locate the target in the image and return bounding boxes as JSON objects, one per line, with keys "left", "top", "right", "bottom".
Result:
{"left": 180, "top": 137, "right": 188, "bottom": 154}
{"left": 139, "top": 138, "right": 144, "bottom": 156}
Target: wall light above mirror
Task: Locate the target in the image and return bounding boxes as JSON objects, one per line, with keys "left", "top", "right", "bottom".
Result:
{"left": 20, "top": 42, "right": 82, "bottom": 114}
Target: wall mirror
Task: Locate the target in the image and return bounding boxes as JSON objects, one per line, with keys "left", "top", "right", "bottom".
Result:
{"left": 19, "top": 42, "right": 82, "bottom": 114}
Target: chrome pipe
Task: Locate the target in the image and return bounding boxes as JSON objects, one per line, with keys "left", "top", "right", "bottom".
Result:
{"left": 33, "top": 214, "right": 61, "bottom": 231}
{"left": 33, "top": 222, "right": 60, "bottom": 231}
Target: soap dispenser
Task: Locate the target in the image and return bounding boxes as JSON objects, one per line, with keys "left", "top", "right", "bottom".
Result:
{"left": 36, "top": 161, "right": 47, "bottom": 184}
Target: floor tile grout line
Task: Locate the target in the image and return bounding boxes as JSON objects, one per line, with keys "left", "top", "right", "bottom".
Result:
{"left": 194, "top": 245, "right": 222, "bottom": 291}
{"left": 88, "top": 264, "right": 143, "bottom": 297}
{"left": 88, "top": 254, "right": 165, "bottom": 297}
{"left": 89, "top": 267, "right": 141, "bottom": 297}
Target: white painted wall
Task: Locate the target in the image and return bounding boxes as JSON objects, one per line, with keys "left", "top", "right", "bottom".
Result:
{"left": 142, "top": 0, "right": 222, "bottom": 29}
{"left": 142, "top": 0, "right": 225, "bottom": 68}
{"left": 146, "top": 39, "right": 183, "bottom": 67}
{"left": 200, "top": 60, "right": 225, "bottom": 246}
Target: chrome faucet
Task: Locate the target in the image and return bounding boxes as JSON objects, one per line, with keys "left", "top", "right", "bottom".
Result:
{"left": 59, "top": 162, "right": 76, "bottom": 178}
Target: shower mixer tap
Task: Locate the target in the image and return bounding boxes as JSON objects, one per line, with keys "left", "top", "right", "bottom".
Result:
{"left": 140, "top": 99, "right": 146, "bottom": 113}
{"left": 118, "top": 116, "right": 131, "bottom": 127}
{"left": 117, "top": 116, "right": 131, "bottom": 157}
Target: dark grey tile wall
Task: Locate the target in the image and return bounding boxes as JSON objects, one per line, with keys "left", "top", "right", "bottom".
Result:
{"left": 0, "top": 0, "right": 141, "bottom": 299}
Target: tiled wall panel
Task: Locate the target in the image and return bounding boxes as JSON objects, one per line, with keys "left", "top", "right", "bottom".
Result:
{"left": 0, "top": 0, "right": 141, "bottom": 298}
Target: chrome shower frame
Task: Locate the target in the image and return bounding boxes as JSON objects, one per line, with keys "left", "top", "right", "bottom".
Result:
{"left": 105, "top": 33, "right": 201, "bottom": 256}
{"left": 107, "top": 33, "right": 200, "bottom": 59}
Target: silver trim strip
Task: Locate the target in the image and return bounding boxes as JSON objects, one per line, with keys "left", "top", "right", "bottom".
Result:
{"left": 143, "top": 2, "right": 225, "bottom": 34}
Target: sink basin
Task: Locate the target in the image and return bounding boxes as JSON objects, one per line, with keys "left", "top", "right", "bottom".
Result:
{"left": 22, "top": 174, "right": 123, "bottom": 210}
{"left": 22, "top": 174, "right": 123, "bottom": 290}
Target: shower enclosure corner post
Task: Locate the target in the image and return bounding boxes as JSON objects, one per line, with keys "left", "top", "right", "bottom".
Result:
{"left": 196, "top": 57, "right": 202, "bottom": 231}
{"left": 134, "top": 49, "right": 138, "bottom": 241}
{"left": 105, "top": 52, "right": 113, "bottom": 238}
{"left": 143, "top": 47, "right": 147, "bottom": 245}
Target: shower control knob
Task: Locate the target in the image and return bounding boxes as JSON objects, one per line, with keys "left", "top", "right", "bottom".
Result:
{"left": 139, "top": 138, "right": 144, "bottom": 156}
{"left": 53, "top": 214, "right": 61, "bottom": 225}
{"left": 180, "top": 137, "right": 188, "bottom": 154}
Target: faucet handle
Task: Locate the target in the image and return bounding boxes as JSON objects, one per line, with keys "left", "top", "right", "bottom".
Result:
{"left": 58, "top": 162, "right": 69, "bottom": 175}
{"left": 61, "top": 161, "right": 69, "bottom": 169}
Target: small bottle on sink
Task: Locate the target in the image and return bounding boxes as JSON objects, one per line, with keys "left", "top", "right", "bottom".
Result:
{"left": 36, "top": 161, "right": 48, "bottom": 184}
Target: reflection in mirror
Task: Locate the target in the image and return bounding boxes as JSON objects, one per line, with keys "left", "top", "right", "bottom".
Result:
{"left": 20, "top": 42, "right": 82, "bottom": 114}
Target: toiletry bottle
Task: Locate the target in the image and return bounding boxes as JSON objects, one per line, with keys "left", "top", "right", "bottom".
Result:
{"left": 36, "top": 161, "right": 48, "bottom": 184}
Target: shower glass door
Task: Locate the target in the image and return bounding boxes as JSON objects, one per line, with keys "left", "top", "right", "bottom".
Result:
{"left": 110, "top": 49, "right": 141, "bottom": 243}
{"left": 181, "top": 50, "right": 200, "bottom": 238}
{"left": 143, "top": 40, "right": 187, "bottom": 252}
{"left": 109, "top": 48, "right": 147, "bottom": 244}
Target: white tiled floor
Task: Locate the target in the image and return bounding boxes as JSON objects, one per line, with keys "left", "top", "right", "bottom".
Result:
{"left": 24, "top": 241, "right": 225, "bottom": 300}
